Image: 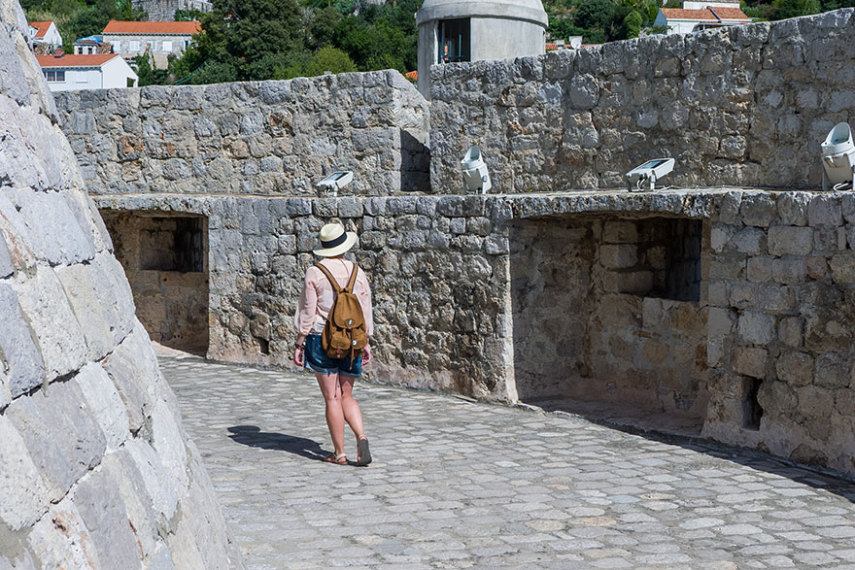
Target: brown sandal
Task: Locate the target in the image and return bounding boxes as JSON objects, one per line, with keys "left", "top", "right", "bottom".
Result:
{"left": 323, "top": 453, "right": 347, "bottom": 465}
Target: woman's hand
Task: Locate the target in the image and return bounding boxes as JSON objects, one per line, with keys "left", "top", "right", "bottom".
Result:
{"left": 363, "top": 345, "right": 372, "bottom": 364}
{"left": 293, "top": 345, "right": 304, "bottom": 367}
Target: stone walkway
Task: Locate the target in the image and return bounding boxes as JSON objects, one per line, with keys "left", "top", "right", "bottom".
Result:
{"left": 160, "top": 355, "right": 855, "bottom": 569}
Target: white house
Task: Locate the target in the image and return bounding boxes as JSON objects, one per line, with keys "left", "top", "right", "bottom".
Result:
{"left": 28, "top": 21, "right": 62, "bottom": 53}
{"left": 73, "top": 36, "right": 105, "bottom": 55}
{"left": 36, "top": 53, "right": 139, "bottom": 92}
{"left": 655, "top": 0, "right": 750, "bottom": 34}
{"left": 102, "top": 20, "right": 200, "bottom": 69}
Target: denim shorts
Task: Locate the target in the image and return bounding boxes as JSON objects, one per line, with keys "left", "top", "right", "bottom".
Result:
{"left": 303, "top": 334, "right": 362, "bottom": 378}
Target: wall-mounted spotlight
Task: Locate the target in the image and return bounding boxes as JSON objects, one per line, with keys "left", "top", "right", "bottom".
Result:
{"left": 626, "top": 158, "right": 675, "bottom": 192}
{"left": 460, "top": 146, "right": 492, "bottom": 194}
{"left": 316, "top": 170, "right": 353, "bottom": 197}
{"left": 821, "top": 122, "right": 855, "bottom": 191}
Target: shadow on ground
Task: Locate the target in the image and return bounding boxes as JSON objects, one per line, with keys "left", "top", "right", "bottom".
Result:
{"left": 227, "top": 425, "right": 328, "bottom": 461}
{"left": 524, "top": 397, "right": 855, "bottom": 504}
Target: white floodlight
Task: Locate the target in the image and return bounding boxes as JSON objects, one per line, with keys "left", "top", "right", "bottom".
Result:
{"left": 316, "top": 171, "right": 353, "bottom": 196}
{"left": 460, "top": 146, "right": 492, "bottom": 194}
{"left": 625, "top": 158, "right": 675, "bottom": 192}
{"left": 821, "top": 122, "right": 855, "bottom": 191}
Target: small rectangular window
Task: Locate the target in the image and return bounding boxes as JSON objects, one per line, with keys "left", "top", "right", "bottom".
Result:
{"left": 438, "top": 18, "right": 470, "bottom": 64}
{"left": 129, "top": 40, "right": 140, "bottom": 51}
{"left": 162, "top": 40, "right": 173, "bottom": 51}
{"left": 44, "top": 69, "right": 65, "bottom": 82}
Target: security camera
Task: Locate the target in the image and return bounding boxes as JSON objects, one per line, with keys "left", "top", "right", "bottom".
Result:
{"left": 460, "top": 146, "right": 492, "bottom": 194}
{"left": 821, "top": 122, "right": 855, "bottom": 191}
{"left": 316, "top": 171, "right": 353, "bottom": 196}
{"left": 626, "top": 158, "right": 675, "bottom": 192}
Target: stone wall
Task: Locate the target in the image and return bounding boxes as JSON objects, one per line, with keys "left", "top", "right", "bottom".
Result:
{"left": 510, "top": 216, "right": 710, "bottom": 428}
{"left": 429, "top": 9, "right": 855, "bottom": 193}
{"left": 54, "top": 72, "right": 430, "bottom": 197}
{"left": 93, "top": 193, "right": 516, "bottom": 400}
{"left": 0, "top": 1, "right": 237, "bottom": 567}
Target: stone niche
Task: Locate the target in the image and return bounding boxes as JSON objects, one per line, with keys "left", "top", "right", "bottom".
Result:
{"left": 101, "top": 211, "right": 209, "bottom": 355}
{"left": 511, "top": 215, "right": 710, "bottom": 433}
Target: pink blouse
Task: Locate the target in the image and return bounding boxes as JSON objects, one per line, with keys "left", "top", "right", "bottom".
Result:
{"left": 295, "top": 258, "right": 374, "bottom": 337}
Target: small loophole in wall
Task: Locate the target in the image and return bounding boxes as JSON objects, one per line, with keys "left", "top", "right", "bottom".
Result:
{"left": 743, "top": 378, "right": 763, "bottom": 431}
{"left": 258, "top": 339, "right": 270, "bottom": 356}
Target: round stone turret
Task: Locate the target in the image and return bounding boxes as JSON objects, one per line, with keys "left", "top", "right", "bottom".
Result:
{"left": 416, "top": 0, "right": 548, "bottom": 98}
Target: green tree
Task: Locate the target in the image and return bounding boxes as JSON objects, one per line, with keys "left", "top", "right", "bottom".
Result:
{"left": 622, "top": 9, "right": 643, "bottom": 38}
{"left": 304, "top": 46, "right": 357, "bottom": 76}
{"left": 771, "top": 0, "right": 821, "bottom": 18}
{"left": 134, "top": 54, "right": 168, "bottom": 85}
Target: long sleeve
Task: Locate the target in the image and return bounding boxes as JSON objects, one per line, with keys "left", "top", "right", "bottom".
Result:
{"left": 294, "top": 269, "right": 320, "bottom": 336}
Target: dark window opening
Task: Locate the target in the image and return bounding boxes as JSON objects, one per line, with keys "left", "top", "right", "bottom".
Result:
{"left": 439, "top": 18, "right": 470, "bottom": 64}
{"left": 258, "top": 338, "right": 270, "bottom": 355}
{"left": 743, "top": 378, "right": 763, "bottom": 430}
{"left": 139, "top": 216, "right": 205, "bottom": 272}
{"left": 607, "top": 218, "right": 702, "bottom": 302}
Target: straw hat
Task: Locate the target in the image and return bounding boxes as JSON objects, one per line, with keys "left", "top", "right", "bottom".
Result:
{"left": 313, "top": 223, "right": 357, "bottom": 257}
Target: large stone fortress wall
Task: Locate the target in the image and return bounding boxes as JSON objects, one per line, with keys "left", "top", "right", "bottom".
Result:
{"left": 53, "top": 10, "right": 855, "bottom": 478}
{"left": 0, "top": 1, "right": 236, "bottom": 567}
{"left": 430, "top": 9, "right": 854, "bottom": 193}
{"left": 55, "top": 73, "right": 430, "bottom": 196}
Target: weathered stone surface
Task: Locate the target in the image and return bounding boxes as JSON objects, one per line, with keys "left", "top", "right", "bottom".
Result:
{"left": 5, "top": 380, "right": 106, "bottom": 502}
{"left": 122, "top": 439, "right": 178, "bottom": 532}
{"left": 102, "top": 324, "right": 161, "bottom": 434}
{"left": 74, "top": 363, "right": 130, "bottom": 451}
{"left": 27, "top": 500, "right": 101, "bottom": 569}
{"left": 768, "top": 225, "right": 813, "bottom": 256}
{"left": 0, "top": 283, "right": 44, "bottom": 398}
{"left": 0, "top": 415, "right": 49, "bottom": 531}
{"left": 71, "top": 467, "right": 141, "bottom": 570}
{"left": 11, "top": 266, "right": 87, "bottom": 381}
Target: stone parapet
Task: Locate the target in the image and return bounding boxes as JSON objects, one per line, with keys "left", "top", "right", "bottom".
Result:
{"left": 53, "top": 71, "right": 430, "bottom": 197}
{"left": 430, "top": 9, "right": 855, "bottom": 194}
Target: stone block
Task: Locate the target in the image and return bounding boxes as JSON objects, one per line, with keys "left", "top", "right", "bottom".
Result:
{"left": 771, "top": 257, "right": 807, "bottom": 283}
{"left": 484, "top": 236, "right": 509, "bottom": 255}
{"left": 74, "top": 363, "right": 130, "bottom": 452}
{"left": 807, "top": 195, "right": 843, "bottom": 227}
{"left": 0, "top": 414, "right": 49, "bottom": 531}
{"left": 102, "top": 324, "right": 159, "bottom": 434}
{"left": 0, "top": 283, "right": 45, "bottom": 398}
{"left": 746, "top": 256, "right": 772, "bottom": 282}
{"left": 0, "top": 238, "right": 12, "bottom": 279}
{"left": 11, "top": 379, "right": 106, "bottom": 495}
{"left": 768, "top": 226, "right": 813, "bottom": 256}
{"left": 730, "top": 227, "right": 765, "bottom": 254}
{"left": 738, "top": 311, "right": 775, "bottom": 345}
{"left": 829, "top": 251, "right": 855, "bottom": 284}
{"left": 151, "top": 399, "right": 190, "bottom": 498}
{"left": 813, "top": 226, "right": 846, "bottom": 254}
{"left": 72, "top": 467, "right": 142, "bottom": 570}
{"left": 12, "top": 266, "right": 87, "bottom": 383}
{"left": 123, "top": 439, "right": 178, "bottom": 529}
{"left": 285, "top": 198, "right": 312, "bottom": 216}
{"left": 775, "top": 351, "right": 813, "bottom": 386}
{"left": 55, "top": 263, "right": 116, "bottom": 362}
{"left": 338, "top": 197, "right": 363, "bottom": 218}
{"left": 708, "top": 307, "right": 734, "bottom": 338}
{"left": 778, "top": 316, "right": 802, "bottom": 348}
{"left": 733, "top": 346, "right": 767, "bottom": 379}
{"left": 813, "top": 353, "right": 850, "bottom": 388}
{"left": 6, "top": 188, "right": 96, "bottom": 267}
{"left": 600, "top": 244, "right": 637, "bottom": 269}
{"left": 28, "top": 499, "right": 100, "bottom": 569}
{"left": 777, "top": 192, "right": 810, "bottom": 226}
{"left": 740, "top": 194, "right": 777, "bottom": 227}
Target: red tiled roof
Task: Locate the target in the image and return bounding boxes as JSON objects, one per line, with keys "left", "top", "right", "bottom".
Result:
{"left": 36, "top": 54, "right": 120, "bottom": 68}
{"left": 102, "top": 20, "right": 201, "bottom": 35}
{"left": 661, "top": 6, "right": 749, "bottom": 21}
{"left": 405, "top": 70, "right": 417, "bottom": 81}
{"left": 710, "top": 6, "right": 750, "bottom": 19}
{"left": 660, "top": 8, "right": 718, "bottom": 21}
{"left": 28, "top": 21, "right": 53, "bottom": 38}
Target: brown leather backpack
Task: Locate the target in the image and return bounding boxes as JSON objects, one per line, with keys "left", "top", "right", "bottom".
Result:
{"left": 314, "top": 262, "right": 368, "bottom": 362}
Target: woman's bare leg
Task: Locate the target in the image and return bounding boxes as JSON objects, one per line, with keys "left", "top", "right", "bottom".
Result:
{"left": 316, "top": 373, "right": 346, "bottom": 457}
{"left": 338, "top": 375, "right": 365, "bottom": 440}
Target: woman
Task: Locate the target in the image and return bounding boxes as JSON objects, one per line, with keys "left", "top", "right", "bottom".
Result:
{"left": 293, "top": 223, "right": 373, "bottom": 466}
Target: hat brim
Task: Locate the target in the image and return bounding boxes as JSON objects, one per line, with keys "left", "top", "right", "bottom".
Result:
{"left": 313, "top": 232, "right": 357, "bottom": 257}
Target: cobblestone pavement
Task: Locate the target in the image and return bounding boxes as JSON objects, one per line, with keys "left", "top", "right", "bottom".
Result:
{"left": 160, "top": 355, "right": 855, "bottom": 570}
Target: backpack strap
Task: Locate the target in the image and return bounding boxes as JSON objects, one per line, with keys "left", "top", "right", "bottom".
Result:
{"left": 344, "top": 263, "right": 359, "bottom": 293}
{"left": 314, "top": 263, "right": 342, "bottom": 294}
